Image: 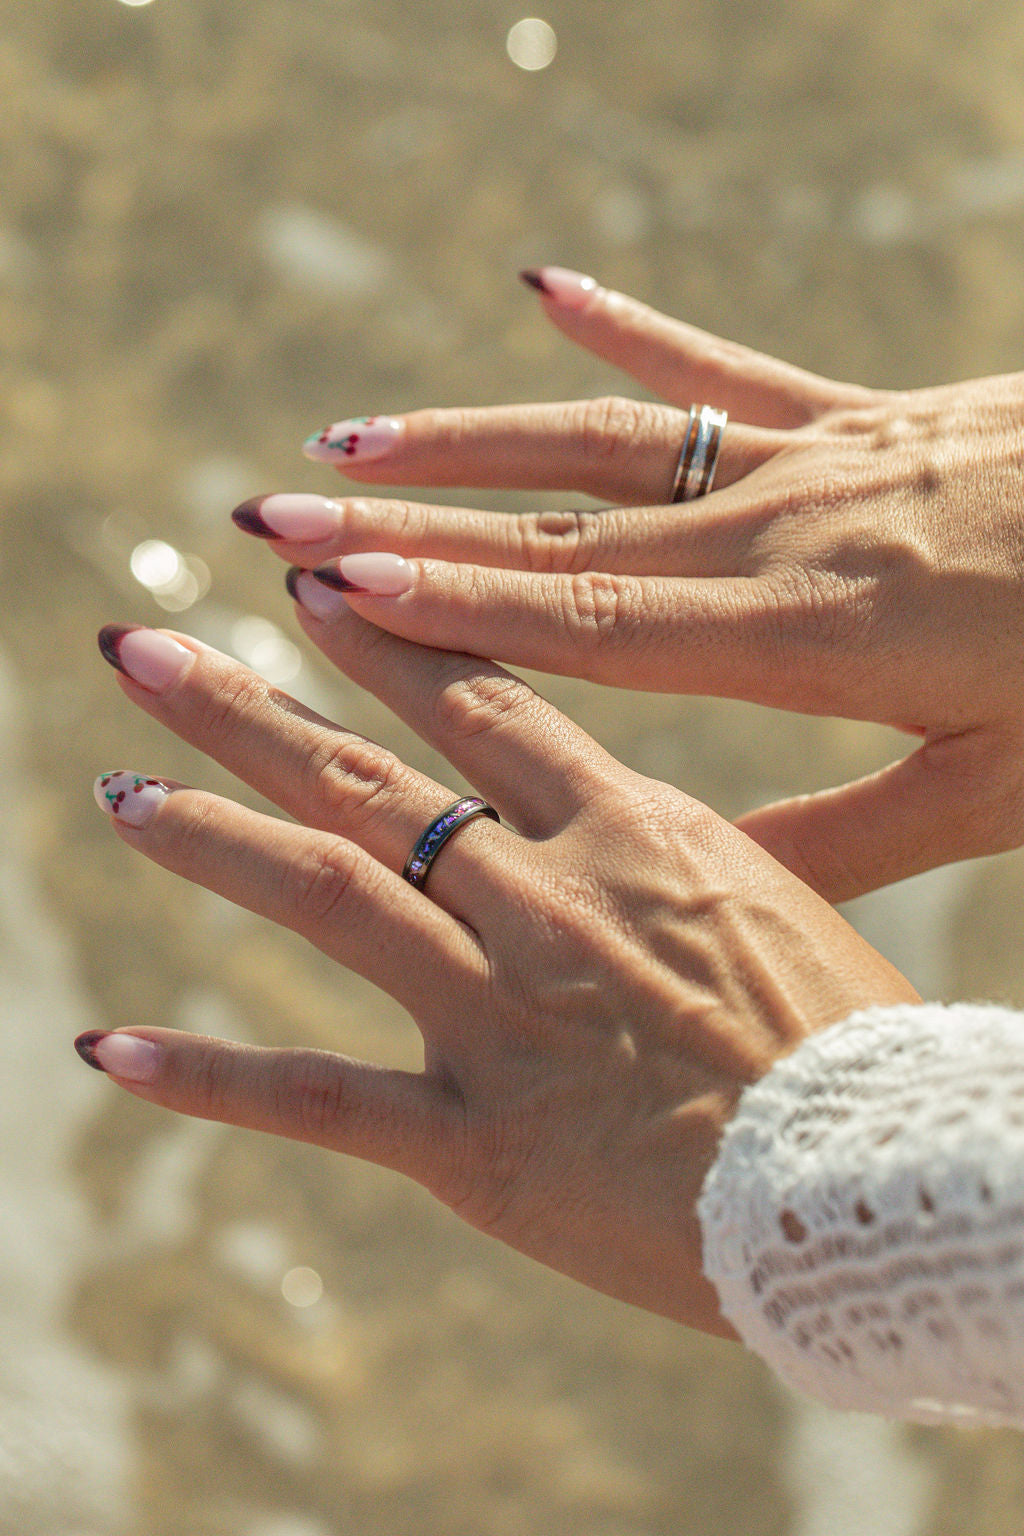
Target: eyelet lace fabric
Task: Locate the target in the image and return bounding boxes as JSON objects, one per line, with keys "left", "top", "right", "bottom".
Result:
{"left": 698, "top": 1003, "right": 1024, "bottom": 1427}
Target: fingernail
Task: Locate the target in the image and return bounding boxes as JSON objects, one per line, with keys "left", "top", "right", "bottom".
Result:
{"left": 75, "top": 1031, "right": 160, "bottom": 1083}
{"left": 519, "top": 266, "right": 599, "bottom": 309}
{"left": 232, "top": 493, "right": 343, "bottom": 541}
{"left": 98, "top": 625, "right": 195, "bottom": 692}
{"left": 94, "top": 769, "right": 173, "bottom": 829}
{"left": 314, "top": 552, "right": 413, "bottom": 596}
{"left": 302, "top": 415, "right": 403, "bottom": 465}
{"left": 286, "top": 566, "right": 349, "bottom": 620}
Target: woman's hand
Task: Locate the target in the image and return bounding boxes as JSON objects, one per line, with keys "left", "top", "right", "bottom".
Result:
{"left": 234, "top": 269, "right": 1024, "bottom": 901}
{"left": 90, "top": 612, "right": 915, "bottom": 1336}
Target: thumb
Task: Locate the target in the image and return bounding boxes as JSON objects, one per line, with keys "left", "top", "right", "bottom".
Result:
{"left": 74, "top": 1027, "right": 460, "bottom": 1189}
{"left": 735, "top": 732, "right": 1021, "bottom": 904}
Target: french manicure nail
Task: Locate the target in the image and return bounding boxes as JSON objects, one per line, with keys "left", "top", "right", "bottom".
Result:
{"left": 94, "top": 769, "right": 173, "bottom": 829}
{"left": 519, "top": 266, "right": 599, "bottom": 309}
{"left": 232, "top": 493, "right": 343, "bottom": 541}
{"left": 286, "top": 567, "right": 349, "bottom": 620}
{"left": 314, "top": 552, "right": 413, "bottom": 596}
{"left": 98, "top": 625, "right": 195, "bottom": 692}
{"left": 75, "top": 1031, "right": 160, "bottom": 1083}
{"left": 302, "top": 415, "right": 403, "bottom": 465}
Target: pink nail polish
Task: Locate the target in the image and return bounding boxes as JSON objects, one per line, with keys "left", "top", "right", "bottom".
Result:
{"left": 98, "top": 625, "right": 194, "bottom": 692}
{"left": 94, "top": 770, "right": 173, "bottom": 829}
{"left": 315, "top": 552, "right": 413, "bottom": 596}
{"left": 519, "top": 267, "right": 599, "bottom": 310}
{"left": 233, "top": 493, "right": 343, "bottom": 542}
{"left": 286, "top": 567, "right": 349, "bottom": 620}
{"left": 76, "top": 1031, "right": 160, "bottom": 1083}
{"left": 302, "top": 416, "right": 403, "bottom": 465}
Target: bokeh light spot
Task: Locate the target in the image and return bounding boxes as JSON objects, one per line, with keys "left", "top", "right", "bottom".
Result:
{"left": 281, "top": 1267, "right": 324, "bottom": 1308}
{"left": 506, "top": 18, "right": 557, "bottom": 71}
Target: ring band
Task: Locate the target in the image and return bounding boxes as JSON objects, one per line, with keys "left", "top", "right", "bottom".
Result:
{"left": 670, "top": 404, "right": 728, "bottom": 502}
{"left": 402, "top": 797, "right": 500, "bottom": 890}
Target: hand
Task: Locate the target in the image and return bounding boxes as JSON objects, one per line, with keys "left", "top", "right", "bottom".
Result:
{"left": 234, "top": 269, "right": 1024, "bottom": 902}
{"left": 91, "top": 614, "right": 916, "bottom": 1336}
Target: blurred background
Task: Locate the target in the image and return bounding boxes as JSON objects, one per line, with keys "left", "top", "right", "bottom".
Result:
{"left": 4, "top": 1, "right": 1024, "bottom": 1532}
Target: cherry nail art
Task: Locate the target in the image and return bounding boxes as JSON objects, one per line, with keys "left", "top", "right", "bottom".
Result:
{"left": 94, "top": 770, "right": 173, "bottom": 829}
{"left": 302, "top": 416, "right": 403, "bottom": 465}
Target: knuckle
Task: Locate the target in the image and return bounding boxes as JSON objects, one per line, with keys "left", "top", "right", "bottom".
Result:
{"left": 198, "top": 668, "right": 273, "bottom": 744}
{"left": 306, "top": 733, "right": 411, "bottom": 826}
{"left": 947, "top": 737, "right": 1024, "bottom": 854}
{"left": 517, "top": 508, "right": 604, "bottom": 574}
{"left": 559, "top": 570, "right": 637, "bottom": 648}
{"left": 574, "top": 395, "right": 648, "bottom": 466}
{"left": 432, "top": 665, "right": 538, "bottom": 743}
{"left": 282, "top": 838, "right": 362, "bottom": 927}
{"left": 283, "top": 1053, "right": 351, "bottom": 1141}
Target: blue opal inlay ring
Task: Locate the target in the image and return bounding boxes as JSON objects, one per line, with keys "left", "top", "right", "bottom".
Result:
{"left": 402, "top": 797, "right": 500, "bottom": 891}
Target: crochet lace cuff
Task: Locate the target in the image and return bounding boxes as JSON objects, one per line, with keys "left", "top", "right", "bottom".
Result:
{"left": 698, "top": 1002, "right": 1024, "bottom": 1427}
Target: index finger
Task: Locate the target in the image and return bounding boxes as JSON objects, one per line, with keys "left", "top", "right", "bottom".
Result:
{"left": 522, "top": 269, "right": 871, "bottom": 428}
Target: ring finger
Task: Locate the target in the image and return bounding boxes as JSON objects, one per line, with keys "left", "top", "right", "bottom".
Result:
{"left": 97, "top": 623, "right": 594, "bottom": 913}
{"left": 290, "top": 398, "right": 784, "bottom": 505}
{"left": 98, "top": 623, "right": 518, "bottom": 918}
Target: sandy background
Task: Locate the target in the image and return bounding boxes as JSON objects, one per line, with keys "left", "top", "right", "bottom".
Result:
{"left": 4, "top": 1, "right": 1024, "bottom": 1531}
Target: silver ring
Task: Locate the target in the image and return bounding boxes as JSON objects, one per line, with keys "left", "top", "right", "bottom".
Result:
{"left": 402, "top": 797, "right": 500, "bottom": 891}
{"left": 670, "top": 405, "right": 728, "bottom": 502}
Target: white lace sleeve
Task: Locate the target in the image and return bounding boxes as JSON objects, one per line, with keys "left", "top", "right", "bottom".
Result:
{"left": 698, "top": 1002, "right": 1024, "bottom": 1428}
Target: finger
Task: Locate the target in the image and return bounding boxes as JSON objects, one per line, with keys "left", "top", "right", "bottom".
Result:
{"left": 521, "top": 268, "right": 871, "bottom": 428}
{"left": 293, "top": 399, "right": 780, "bottom": 504}
{"left": 75, "top": 1027, "right": 462, "bottom": 1191}
{"left": 97, "top": 624, "right": 511, "bottom": 913}
{"left": 286, "top": 577, "right": 616, "bottom": 837}
{"left": 93, "top": 772, "right": 484, "bottom": 1012}
{"left": 735, "top": 730, "right": 1024, "bottom": 903}
{"left": 234, "top": 486, "right": 776, "bottom": 580}
{"left": 293, "top": 556, "right": 805, "bottom": 704}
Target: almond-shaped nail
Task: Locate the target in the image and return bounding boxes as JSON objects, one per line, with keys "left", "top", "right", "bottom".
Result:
{"left": 519, "top": 267, "right": 599, "bottom": 309}
{"left": 286, "top": 567, "right": 349, "bottom": 621}
{"left": 94, "top": 770, "right": 173, "bottom": 829}
{"left": 75, "top": 1031, "right": 160, "bottom": 1083}
{"left": 232, "top": 493, "right": 344, "bottom": 541}
{"left": 98, "top": 625, "right": 195, "bottom": 692}
{"left": 302, "top": 416, "right": 403, "bottom": 465}
{"left": 313, "top": 552, "right": 413, "bottom": 596}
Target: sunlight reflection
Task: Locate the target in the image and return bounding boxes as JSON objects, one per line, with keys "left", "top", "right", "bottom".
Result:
{"left": 506, "top": 18, "right": 557, "bottom": 71}
{"left": 129, "top": 539, "right": 211, "bottom": 612}
{"left": 281, "top": 1267, "right": 324, "bottom": 1309}
{"left": 229, "top": 615, "right": 302, "bottom": 685}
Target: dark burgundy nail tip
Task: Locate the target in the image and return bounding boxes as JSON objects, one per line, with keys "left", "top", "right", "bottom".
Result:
{"left": 519, "top": 268, "right": 549, "bottom": 295}
{"left": 231, "top": 497, "right": 277, "bottom": 538}
{"left": 311, "top": 565, "right": 366, "bottom": 593}
{"left": 75, "top": 1031, "right": 110, "bottom": 1072}
{"left": 285, "top": 566, "right": 303, "bottom": 601}
{"left": 98, "top": 623, "right": 142, "bottom": 674}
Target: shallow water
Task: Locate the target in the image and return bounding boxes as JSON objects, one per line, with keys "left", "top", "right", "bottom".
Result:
{"left": 4, "top": 1, "right": 1024, "bottom": 1531}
